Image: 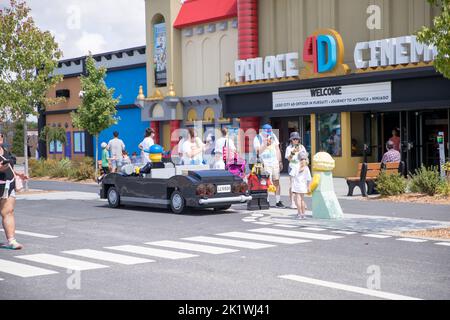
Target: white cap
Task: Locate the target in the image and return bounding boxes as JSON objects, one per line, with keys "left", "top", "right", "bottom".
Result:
{"left": 101, "top": 142, "right": 107, "bottom": 148}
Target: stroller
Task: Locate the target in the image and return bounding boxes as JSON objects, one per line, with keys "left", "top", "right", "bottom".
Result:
{"left": 224, "top": 150, "right": 246, "bottom": 179}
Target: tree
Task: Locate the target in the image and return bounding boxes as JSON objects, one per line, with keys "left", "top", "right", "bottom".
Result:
{"left": 0, "top": 0, "right": 63, "bottom": 189}
{"left": 39, "top": 125, "right": 67, "bottom": 159}
{"left": 12, "top": 121, "right": 24, "bottom": 156}
{"left": 71, "top": 55, "right": 119, "bottom": 177}
{"left": 416, "top": 0, "right": 450, "bottom": 79}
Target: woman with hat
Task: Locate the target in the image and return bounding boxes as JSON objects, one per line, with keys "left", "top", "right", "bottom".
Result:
{"left": 285, "top": 132, "right": 308, "bottom": 209}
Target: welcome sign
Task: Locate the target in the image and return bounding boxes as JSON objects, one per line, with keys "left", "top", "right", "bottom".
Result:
{"left": 273, "top": 82, "right": 392, "bottom": 110}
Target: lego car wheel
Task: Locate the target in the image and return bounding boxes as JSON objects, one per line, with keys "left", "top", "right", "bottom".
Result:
{"left": 170, "top": 190, "right": 186, "bottom": 214}
{"left": 107, "top": 186, "right": 120, "bottom": 208}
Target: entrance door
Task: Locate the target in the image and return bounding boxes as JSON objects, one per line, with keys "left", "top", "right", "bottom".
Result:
{"left": 270, "top": 117, "right": 310, "bottom": 173}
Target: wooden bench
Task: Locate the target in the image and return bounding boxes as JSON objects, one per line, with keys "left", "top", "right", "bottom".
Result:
{"left": 367, "top": 161, "right": 405, "bottom": 194}
{"left": 346, "top": 163, "right": 368, "bottom": 197}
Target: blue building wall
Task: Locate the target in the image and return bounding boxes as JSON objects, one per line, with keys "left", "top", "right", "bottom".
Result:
{"left": 96, "top": 66, "right": 149, "bottom": 159}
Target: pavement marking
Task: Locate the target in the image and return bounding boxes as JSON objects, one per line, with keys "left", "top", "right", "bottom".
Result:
{"left": 182, "top": 236, "right": 275, "bottom": 249}
{"left": 106, "top": 245, "right": 198, "bottom": 260}
{"left": 250, "top": 213, "right": 264, "bottom": 217}
{"left": 332, "top": 230, "right": 357, "bottom": 235}
{"left": 1, "top": 229, "right": 58, "bottom": 239}
{"left": 273, "top": 224, "right": 299, "bottom": 228}
{"left": 16, "top": 254, "right": 109, "bottom": 271}
{"left": 146, "top": 240, "right": 239, "bottom": 255}
{"left": 63, "top": 249, "right": 155, "bottom": 265}
{"left": 362, "top": 234, "right": 392, "bottom": 239}
{"left": 251, "top": 222, "right": 273, "bottom": 225}
{"left": 396, "top": 238, "right": 428, "bottom": 243}
{"left": 301, "top": 227, "right": 327, "bottom": 231}
{"left": 279, "top": 275, "right": 422, "bottom": 300}
{"left": 248, "top": 228, "right": 343, "bottom": 240}
{"left": 435, "top": 242, "right": 450, "bottom": 247}
{"left": 0, "top": 259, "right": 58, "bottom": 278}
{"left": 217, "top": 232, "right": 311, "bottom": 244}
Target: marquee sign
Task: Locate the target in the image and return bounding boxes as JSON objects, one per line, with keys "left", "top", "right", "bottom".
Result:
{"left": 354, "top": 35, "right": 437, "bottom": 69}
{"left": 234, "top": 29, "right": 350, "bottom": 83}
{"left": 273, "top": 82, "right": 392, "bottom": 110}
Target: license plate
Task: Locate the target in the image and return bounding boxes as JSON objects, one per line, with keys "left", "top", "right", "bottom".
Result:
{"left": 217, "top": 185, "right": 231, "bottom": 193}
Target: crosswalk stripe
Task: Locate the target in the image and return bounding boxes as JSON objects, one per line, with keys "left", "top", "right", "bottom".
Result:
{"left": 62, "top": 249, "right": 155, "bottom": 265}
{"left": 146, "top": 240, "right": 238, "bottom": 255}
{"left": 16, "top": 254, "right": 109, "bottom": 271}
{"left": 362, "top": 234, "right": 392, "bottom": 239}
{"left": 273, "top": 224, "right": 299, "bottom": 228}
{"left": 251, "top": 222, "right": 273, "bottom": 225}
{"left": 182, "top": 236, "right": 275, "bottom": 249}
{"left": 279, "top": 275, "right": 422, "bottom": 300}
{"left": 217, "top": 232, "right": 311, "bottom": 244}
{"left": 105, "top": 245, "right": 198, "bottom": 259}
{"left": 248, "top": 228, "right": 343, "bottom": 240}
{"left": 435, "top": 242, "right": 450, "bottom": 247}
{"left": 0, "top": 259, "right": 58, "bottom": 278}
{"left": 301, "top": 227, "right": 327, "bottom": 231}
{"left": 1, "top": 229, "right": 58, "bottom": 239}
{"left": 332, "top": 230, "right": 357, "bottom": 235}
{"left": 396, "top": 238, "right": 428, "bottom": 243}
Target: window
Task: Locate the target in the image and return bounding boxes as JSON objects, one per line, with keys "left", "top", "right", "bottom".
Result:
{"left": 49, "top": 140, "right": 63, "bottom": 154}
{"left": 153, "top": 18, "right": 167, "bottom": 87}
{"left": 317, "top": 113, "right": 342, "bottom": 157}
{"left": 351, "top": 112, "right": 372, "bottom": 157}
{"left": 73, "top": 132, "right": 85, "bottom": 153}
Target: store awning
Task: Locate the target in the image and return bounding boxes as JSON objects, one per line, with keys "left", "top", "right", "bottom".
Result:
{"left": 174, "top": 0, "right": 237, "bottom": 29}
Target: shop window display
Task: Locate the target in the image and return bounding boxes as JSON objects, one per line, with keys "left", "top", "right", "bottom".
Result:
{"left": 317, "top": 113, "right": 342, "bottom": 157}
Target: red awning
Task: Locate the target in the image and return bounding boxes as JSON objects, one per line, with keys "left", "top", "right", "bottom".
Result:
{"left": 174, "top": 0, "right": 237, "bottom": 29}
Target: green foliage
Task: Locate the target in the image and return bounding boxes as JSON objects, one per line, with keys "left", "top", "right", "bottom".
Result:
{"left": 409, "top": 166, "right": 442, "bottom": 196}
{"left": 416, "top": 0, "right": 450, "bottom": 79}
{"left": 437, "top": 180, "right": 450, "bottom": 196}
{"left": 0, "top": 0, "right": 63, "bottom": 117}
{"left": 71, "top": 56, "right": 119, "bottom": 136}
{"left": 11, "top": 121, "right": 24, "bottom": 156}
{"left": 39, "top": 125, "right": 67, "bottom": 158}
{"left": 29, "top": 157, "right": 95, "bottom": 181}
{"left": 375, "top": 172, "right": 407, "bottom": 196}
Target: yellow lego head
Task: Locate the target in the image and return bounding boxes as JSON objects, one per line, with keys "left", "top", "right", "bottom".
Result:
{"left": 148, "top": 144, "right": 164, "bottom": 163}
{"left": 312, "top": 152, "right": 335, "bottom": 171}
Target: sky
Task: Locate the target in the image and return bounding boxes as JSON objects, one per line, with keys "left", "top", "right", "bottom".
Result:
{"left": 25, "top": 0, "right": 147, "bottom": 59}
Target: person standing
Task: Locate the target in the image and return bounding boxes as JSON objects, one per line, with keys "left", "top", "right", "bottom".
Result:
{"left": 107, "top": 131, "right": 125, "bottom": 173}
{"left": 253, "top": 124, "right": 284, "bottom": 208}
{"left": 389, "top": 128, "right": 401, "bottom": 152}
{"left": 0, "top": 133, "right": 28, "bottom": 250}
{"left": 291, "top": 152, "right": 311, "bottom": 219}
{"left": 181, "top": 128, "right": 205, "bottom": 165}
{"left": 138, "top": 128, "right": 155, "bottom": 164}
{"left": 215, "top": 127, "right": 236, "bottom": 163}
{"left": 285, "top": 132, "right": 308, "bottom": 209}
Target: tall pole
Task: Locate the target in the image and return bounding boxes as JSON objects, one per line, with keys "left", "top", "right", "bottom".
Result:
{"left": 23, "top": 114, "right": 29, "bottom": 191}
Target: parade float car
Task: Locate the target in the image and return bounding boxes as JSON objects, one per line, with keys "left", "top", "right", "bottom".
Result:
{"left": 100, "top": 146, "right": 252, "bottom": 214}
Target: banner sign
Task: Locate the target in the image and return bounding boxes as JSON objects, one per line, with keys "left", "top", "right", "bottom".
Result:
{"left": 273, "top": 82, "right": 392, "bottom": 110}
{"left": 154, "top": 22, "right": 167, "bottom": 86}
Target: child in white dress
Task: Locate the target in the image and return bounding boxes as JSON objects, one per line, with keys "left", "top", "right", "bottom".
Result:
{"left": 291, "top": 152, "right": 311, "bottom": 219}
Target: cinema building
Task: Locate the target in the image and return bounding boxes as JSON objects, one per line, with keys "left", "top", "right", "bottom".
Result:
{"left": 218, "top": 0, "right": 449, "bottom": 177}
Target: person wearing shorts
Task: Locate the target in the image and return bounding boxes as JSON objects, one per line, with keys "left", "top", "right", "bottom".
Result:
{"left": 0, "top": 133, "right": 28, "bottom": 250}
{"left": 253, "top": 124, "right": 284, "bottom": 208}
{"left": 107, "top": 131, "right": 125, "bottom": 172}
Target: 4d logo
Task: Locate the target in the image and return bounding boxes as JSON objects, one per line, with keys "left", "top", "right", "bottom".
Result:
{"left": 301, "top": 29, "right": 350, "bottom": 78}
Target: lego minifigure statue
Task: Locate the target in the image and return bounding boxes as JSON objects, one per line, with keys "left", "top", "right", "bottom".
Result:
{"left": 246, "top": 156, "right": 277, "bottom": 210}
{"left": 309, "top": 152, "right": 343, "bottom": 219}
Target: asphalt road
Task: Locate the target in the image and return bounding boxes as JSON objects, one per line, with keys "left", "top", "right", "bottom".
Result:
{"left": 0, "top": 183, "right": 449, "bottom": 300}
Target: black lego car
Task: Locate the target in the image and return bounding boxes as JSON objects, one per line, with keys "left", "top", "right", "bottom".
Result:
{"left": 100, "top": 164, "right": 252, "bottom": 214}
